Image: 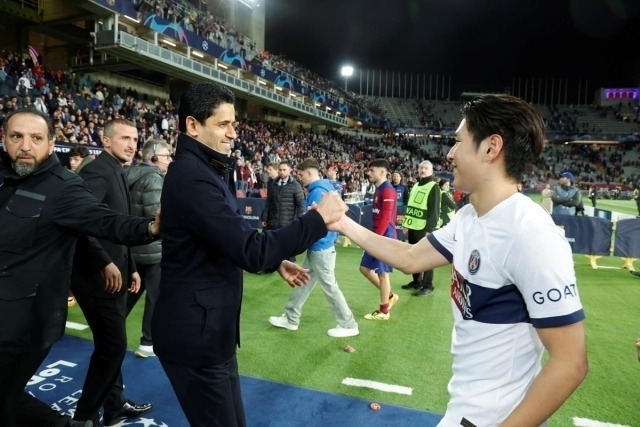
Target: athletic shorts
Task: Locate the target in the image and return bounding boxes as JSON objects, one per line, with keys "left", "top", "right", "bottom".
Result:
{"left": 360, "top": 251, "right": 393, "bottom": 274}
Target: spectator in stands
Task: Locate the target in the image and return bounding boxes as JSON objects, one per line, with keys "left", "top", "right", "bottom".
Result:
{"left": 0, "top": 108, "right": 159, "bottom": 427}
{"left": 125, "top": 139, "right": 172, "bottom": 359}
{"left": 552, "top": 172, "right": 581, "bottom": 215}
{"left": 541, "top": 183, "right": 553, "bottom": 214}
{"left": 150, "top": 81, "right": 346, "bottom": 427}
{"left": 268, "top": 158, "right": 359, "bottom": 338}
{"left": 68, "top": 144, "right": 94, "bottom": 173}
{"left": 360, "top": 159, "right": 400, "bottom": 319}
{"left": 328, "top": 94, "right": 587, "bottom": 426}
{"left": 327, "top": 165, "right": 344, "bottom": 198}
{"left": 391, "top": 170, "right": 409, "bottom": 207}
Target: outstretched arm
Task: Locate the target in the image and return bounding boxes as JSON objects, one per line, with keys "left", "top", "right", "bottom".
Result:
{"left": 329, "top": 214, "right": 448, "bottom": 274}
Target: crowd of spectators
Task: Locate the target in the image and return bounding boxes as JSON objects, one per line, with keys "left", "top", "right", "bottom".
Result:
{"left": 1, "top": 49, "right": 638, "bottom": 200}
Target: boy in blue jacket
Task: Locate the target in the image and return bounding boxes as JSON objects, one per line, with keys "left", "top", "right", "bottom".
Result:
{"left": 269, "top": 158, "right": 359, "bottom": 337}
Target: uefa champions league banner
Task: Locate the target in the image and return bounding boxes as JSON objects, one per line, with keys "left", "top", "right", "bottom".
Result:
{"left": 613, "top": 218, "right": 640, "bottom": 257}
{"left": 551, "top": 215, "right": 612, "bottom": 255}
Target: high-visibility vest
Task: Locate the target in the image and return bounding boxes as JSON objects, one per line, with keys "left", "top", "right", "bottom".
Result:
{"left": 402, "top": 181, "right": 437, "bottom": 230}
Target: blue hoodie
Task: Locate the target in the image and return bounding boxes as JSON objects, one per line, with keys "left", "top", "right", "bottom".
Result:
{"left": 306, "top": 178, "right": 339, "bottom": 251}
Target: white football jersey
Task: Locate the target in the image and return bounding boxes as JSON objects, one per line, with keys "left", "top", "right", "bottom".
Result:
{"left": 429, "top": 193, "right": 584, "bottom": 427}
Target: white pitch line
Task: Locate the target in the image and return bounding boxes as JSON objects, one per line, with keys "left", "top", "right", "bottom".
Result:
{"left": 573, "top": 417, "right": 631, "bottom": 427}
{"left": 65, "top": 321, "right": 89, "bottom": 331}
{"left": 342, "top": 377, "right": 412, "bottom": 395}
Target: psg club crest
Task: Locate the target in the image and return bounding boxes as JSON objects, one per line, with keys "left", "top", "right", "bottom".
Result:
{"left": 468, "top": 249, "right": 481, "bottom": 275}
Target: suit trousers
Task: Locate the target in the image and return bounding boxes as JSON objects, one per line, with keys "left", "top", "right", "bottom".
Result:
{"left": 407, "top": 228, "right": 434, "bottom": 289}
{"left": 126, "top": 262, "right": 161, "bottom": 346}
{"left": 73, "top": 293, "right": 128, "bottom": 422}
{"left": 159, "top": 354, "right": 246, "bottom": 427}
{"left": 0, "top": 348, "right": 70, "bottom": 426}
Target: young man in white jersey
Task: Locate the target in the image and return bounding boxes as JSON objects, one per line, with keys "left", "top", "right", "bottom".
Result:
{"left": 327, "top": 94, "right": 587, "bottom": 426}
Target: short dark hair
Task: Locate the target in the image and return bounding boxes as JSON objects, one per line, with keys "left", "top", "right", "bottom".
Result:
{"left": 460, "top": 94, "right": 545, "bottom": 181}
{"left": 3, "top": 108, "right": 54, "bottom": 140}
{"left": 279, "top": 160, "right": 292, "bottom": 168}
{"left": 68, "top": 145, "right": 90, "bottom": 158}
{"left": 368, "top": 158, "right": 390, "bottom": 170}
{"left": 104, "top": 118, "right": 136, "bottom": 138}
{"left": 438, "top": 178, "right": 449, "bottom": 188}
{"left": 178, "top": 82, "right": 235, "bottom": 132}
{"left": 297, "top": 158, "right": 320, "bottom": 171}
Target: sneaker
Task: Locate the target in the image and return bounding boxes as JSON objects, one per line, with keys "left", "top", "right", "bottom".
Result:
{"left": 388, "top": 293, "right": 399, "bottom": 309}
{"left": 415, "top": 287, "right": 434, "bottom": 297}
{"left": 67, "top": 296, "right": 76, "bottom": 307}
{"left": 268, "top": 315, "right": 298, "bottom": 331}
{"left": 401, "top": 281, "right": 419, "bottom": 290}
{"left": 327, "top": 325, "right": 359, "bottom": 338}
{"left": 134, "top": 345, "right": 156, "bottom": 358}
{"left": 364, "top": 310, "right": 390, "bottom": 320}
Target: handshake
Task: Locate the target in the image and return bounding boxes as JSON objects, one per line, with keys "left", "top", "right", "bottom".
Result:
{"left": 313, "top": 191, "right": 349, "bottom": 230}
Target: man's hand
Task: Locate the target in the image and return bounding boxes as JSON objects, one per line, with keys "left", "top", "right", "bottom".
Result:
{"left": 277, "top": 260, "right": 311, "bottom": 288}
{"left": 101, "top": 262, "right": 123, "bottom": 293}
{"left": 315, "top": 192, "right": 348, "bottom": 225}
{"left": 129, "top": 272, "right": 141, "bottom": 293}
{"left": 150, "top": 206, "right": 161, "bottom": 236}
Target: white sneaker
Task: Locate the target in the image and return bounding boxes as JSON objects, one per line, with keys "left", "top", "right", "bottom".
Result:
{"left": 134, "top": 345, "right": 156, "bottom": 358}
{"left": 327, "top": 325, "right": 359, "bottom": 338}
{"left": 268, "top": 315, "right": 298, "bottom": 331}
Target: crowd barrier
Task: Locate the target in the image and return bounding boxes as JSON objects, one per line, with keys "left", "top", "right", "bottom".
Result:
{"left": 239, "top": 198, "right": 639, "bottom": 269}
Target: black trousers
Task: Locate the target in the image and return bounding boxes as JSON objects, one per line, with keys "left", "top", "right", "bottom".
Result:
{"left": 73, "top": 293, "right": 128, "bottom": 422}
{"left": 408, "top": 228, "right": 434, "bottom": 289}
{"left": 160, "top": 354, "right": 246, "bottom": 427}
{"left": 126, "top": 262, "right": 161, "bottom": 346}
{"left": 0, "top": 348, "right": 70, "bottom": 427}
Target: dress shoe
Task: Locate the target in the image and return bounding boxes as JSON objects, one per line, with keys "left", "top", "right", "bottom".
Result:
{"left": 415, "top": 286, "right": 435, "bottom": 297}
{"left": 401, "top": 280, "right": 419, "bottom": 290}
{"left": 103, "top": 401, "right": 152, "bottom": 426}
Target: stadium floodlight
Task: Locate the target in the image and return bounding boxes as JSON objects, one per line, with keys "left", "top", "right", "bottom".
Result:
{"left": 341, "top": 65, "right": 354, "bottom": 91}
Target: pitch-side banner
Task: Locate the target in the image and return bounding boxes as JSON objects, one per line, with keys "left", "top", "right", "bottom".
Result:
{"left": 551, "top": 215, "right": 612, "bottom": 255}
{"left": 613, "top": 218, "right": 640, "bottom": 257}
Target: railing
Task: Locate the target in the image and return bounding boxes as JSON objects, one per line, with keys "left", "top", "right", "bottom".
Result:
{"left": 98, "top": 30, "right": 347, "bottom": 127}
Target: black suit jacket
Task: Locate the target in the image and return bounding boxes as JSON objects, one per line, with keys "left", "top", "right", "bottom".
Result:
{"left": 71, "top": 151, "right": 137, "bottom": 298}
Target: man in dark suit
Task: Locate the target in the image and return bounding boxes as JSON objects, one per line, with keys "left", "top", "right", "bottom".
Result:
{"left": 70, "top": 118, "right": 153, "bottom": 426}
{"left": 152, "top": 82, "right": 347, "bottom": 427}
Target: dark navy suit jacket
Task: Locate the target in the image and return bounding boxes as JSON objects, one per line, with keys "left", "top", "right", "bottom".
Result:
{"left": 153, "top": 133, "right": 327, "bottom": 367}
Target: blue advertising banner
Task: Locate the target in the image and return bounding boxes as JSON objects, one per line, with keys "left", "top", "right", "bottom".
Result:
{"left": 613, "top": 218, "right": 640, "bottom": 257}
{"left": 551, "top": 215, "right": 612, "bottom": 255}
{"left": 238, "top": 198, "right": 265, "bottom": 229}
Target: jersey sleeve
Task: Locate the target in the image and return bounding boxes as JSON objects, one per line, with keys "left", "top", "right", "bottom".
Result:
{"left": 507, "top": 224, "right": 584, "bottom": 328}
